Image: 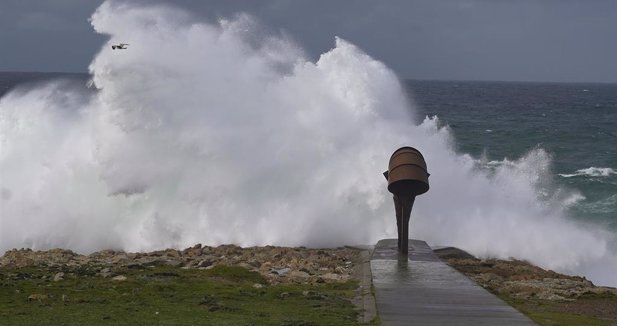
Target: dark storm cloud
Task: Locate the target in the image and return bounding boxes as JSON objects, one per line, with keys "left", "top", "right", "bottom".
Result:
{"left": 1, "top": 0, "right": 616, "bottom": 82}
{"left": 0, "top": 0, "right": 106, "bottom": 73}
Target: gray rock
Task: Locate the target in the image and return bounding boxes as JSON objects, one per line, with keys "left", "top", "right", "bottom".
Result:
{"left": 197, "top": 260, "right": 214, "bottom": 268}
{"left": 196, "top": 255, "right": 218, "bottom": 268}
{"left": 290, "top": 271, "right": 310, "bottom": 278}
{"left": 273, "top": 268, "right": 290, "bottom": 276}
{"left": 140, "top": 258, "right": 165, "bottom": 267}
{"left": 53, "top": 272, "right": 64, "bottom": 282}
{"left": 28, "top": 293, "right": 47, "bottom": 301}
{"left": 97, "top": 267, "right": 113, "bottom": 277}
{"left": 237, "top": 262, "right": 253, "bottom": 270}
{"left": 164, "top": 259, "right": 183, "bottom": 267}
{"left": 321, "top": 273, "right": 341, "bottom": 281}
{"left": 125, "top": 262, "right": 144, "bottom": 269}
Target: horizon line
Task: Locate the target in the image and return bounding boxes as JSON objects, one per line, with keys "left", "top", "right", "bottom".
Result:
{"left": 1, "top": 70, "right": 616, "bottom": 85}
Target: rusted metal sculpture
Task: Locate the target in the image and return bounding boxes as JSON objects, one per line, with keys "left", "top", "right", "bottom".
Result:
{"left": 384, "top": 147, "right": 430, "bottom": 255}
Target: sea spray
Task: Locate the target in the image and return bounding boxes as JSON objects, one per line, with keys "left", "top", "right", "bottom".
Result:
{"left": 0, "top": 1, "right": 615, "bottom": 286}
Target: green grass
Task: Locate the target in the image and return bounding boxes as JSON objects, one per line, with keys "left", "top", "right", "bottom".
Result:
{"left": 0, "top": 265, "right": 370, "bottom": 325}
{"left": 524, "top": 311, "right": 609, "bottom": 326}
{"left": 499, "top": 295, "right": 614, "bottom": 326}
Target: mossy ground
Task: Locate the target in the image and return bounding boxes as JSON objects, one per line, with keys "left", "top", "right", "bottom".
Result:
{"left": 498, "top": 292, "right": 617, "bottom": 326}
{"left": 0, "top": 264, "right": 375, "bottom": 325}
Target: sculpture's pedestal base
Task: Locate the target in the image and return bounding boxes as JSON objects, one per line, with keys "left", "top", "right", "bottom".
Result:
{"left": 371, "top": 238, "right": 439, "bottom": 261}
{"left": 370, "top": 239, "right": 536, "bottom": 326}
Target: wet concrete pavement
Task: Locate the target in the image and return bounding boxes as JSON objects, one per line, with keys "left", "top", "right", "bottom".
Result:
{"left": 371, "top": 239, "right": 537, "bottom": 325}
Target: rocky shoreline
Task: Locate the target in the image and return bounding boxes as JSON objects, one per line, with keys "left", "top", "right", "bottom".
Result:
{"left": 3, "top": 244, "right": 616, "bottom": 297}
{"left": 0, "top": 244, "right": 362, "bottom": 286}
{"left": 3, "top": 244, "right": 617, "bottom": 324}
{"left": 434, "top": 247, "right": 617, "bottom": 301}
{"left": 435, "top": 247, "right": 617, "bottom": 324}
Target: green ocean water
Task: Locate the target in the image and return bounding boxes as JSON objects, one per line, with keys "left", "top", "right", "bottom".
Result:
{"left": 406, "top": 80, "right": 617, "bottom": 231}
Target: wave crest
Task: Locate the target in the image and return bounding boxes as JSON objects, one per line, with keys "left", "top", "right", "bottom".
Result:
{"left": 559, "top": 167, "right": 617, "bottom": 178}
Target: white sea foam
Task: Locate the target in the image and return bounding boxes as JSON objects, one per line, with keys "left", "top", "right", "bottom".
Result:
{"left": 1, "top": 1, "right": 616, "bottom": 286}
{"left": 559, "top": 167, "right": 617, "bottom": 178}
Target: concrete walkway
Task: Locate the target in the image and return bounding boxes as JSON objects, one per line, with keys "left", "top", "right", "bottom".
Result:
{"left": 371, "top": 239, "right": 537, "bottom": 325}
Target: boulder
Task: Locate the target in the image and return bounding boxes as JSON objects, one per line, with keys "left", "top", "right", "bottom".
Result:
{"left": 53, "top": 272, "right": 65, "bottom": 282}
{"left": 290, "top": 271, "right": 310, "bottom": 279}
{"left": 112, "top": 275, "right": 127, "bottom": 281}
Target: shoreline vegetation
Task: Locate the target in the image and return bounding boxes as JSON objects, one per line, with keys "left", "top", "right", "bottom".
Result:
{"left": 1, "top": 244, "right": 616, "bottom": 325}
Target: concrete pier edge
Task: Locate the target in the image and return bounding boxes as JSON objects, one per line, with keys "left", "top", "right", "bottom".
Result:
{"left": 368, "top": 239, "right": 537, "bottom": 325}
{"left": 349, "top": 245, "right": 378, "bottom": 323}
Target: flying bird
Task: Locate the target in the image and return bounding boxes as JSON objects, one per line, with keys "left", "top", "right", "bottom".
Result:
{"left": 111, "top": 43, "right": 129, "bottom": 50}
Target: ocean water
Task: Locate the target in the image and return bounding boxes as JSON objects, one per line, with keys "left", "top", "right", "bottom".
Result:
{"left": 407, "top": 80, "right": 617, "bottom": 231}
{"left": 0, "top": 1, "right": 616, "bottom": 286}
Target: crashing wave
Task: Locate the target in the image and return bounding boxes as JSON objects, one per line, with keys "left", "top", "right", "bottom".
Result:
{"left": 1, "top": 0, "right": 616, "bottom": 286}
{"left": 559, "top": 167, "right": 616, "bottom": 178}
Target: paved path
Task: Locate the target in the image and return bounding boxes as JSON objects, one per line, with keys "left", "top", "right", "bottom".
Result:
{"left": 371, "top": 239, "right": 537, "bottom": 325}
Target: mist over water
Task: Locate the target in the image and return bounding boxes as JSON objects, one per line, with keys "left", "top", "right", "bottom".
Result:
{"left": 1, "top": 1, "right": 615, "bottom": 286}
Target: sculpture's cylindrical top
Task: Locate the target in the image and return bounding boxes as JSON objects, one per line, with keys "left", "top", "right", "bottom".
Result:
{"left": 386, "top": 146, "right": 429, "bottom": 195}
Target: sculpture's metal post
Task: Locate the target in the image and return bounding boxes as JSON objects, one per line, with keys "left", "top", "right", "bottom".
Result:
{"left": 399, "top": 194, "right": 415, "bottom": 255}
{"left": 384, "top": 147, "right": 429, "bottom": 255}
{"left": 393, "top": 194, "right": 402, "bottom": 249}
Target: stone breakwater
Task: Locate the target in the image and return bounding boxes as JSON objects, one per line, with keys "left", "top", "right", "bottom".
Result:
{"left": 0, "top": 245, "right": 361, "bottom": 285}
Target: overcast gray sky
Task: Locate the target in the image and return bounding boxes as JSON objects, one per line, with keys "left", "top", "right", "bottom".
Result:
{"left": 1, "top": 0, "right": 616, "bottom": 83}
